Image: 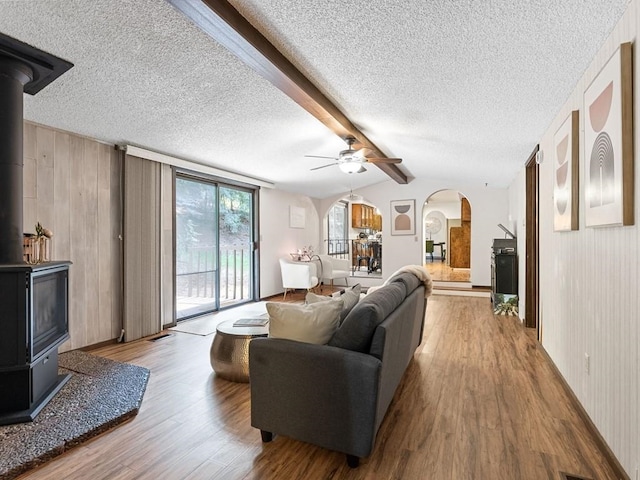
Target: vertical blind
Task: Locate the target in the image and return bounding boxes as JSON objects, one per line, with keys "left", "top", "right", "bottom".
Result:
{"left": 123, "top": 154, "right": 173, "bottom": 341}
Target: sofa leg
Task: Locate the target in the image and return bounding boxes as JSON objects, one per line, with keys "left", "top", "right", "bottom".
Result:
{"left": 260, "top": 430, "right": 273, "bottom": 442}
{"left": 346, "top": 454, "right": 359, "bottom": 468}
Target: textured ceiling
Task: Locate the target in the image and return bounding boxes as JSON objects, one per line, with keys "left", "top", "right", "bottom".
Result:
{"left": 0, "top": 0, "right": 631, "bottom": 198}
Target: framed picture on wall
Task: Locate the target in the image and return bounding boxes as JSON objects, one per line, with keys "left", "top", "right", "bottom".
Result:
{"left": 390, "top": 199, "right": 415, "bottom": 235}
{"left": 553, "top": 110, "right": 579, "bottom": 231}
{"left": 289, "top": 206, "right": 305, "bottom": 229}
{"left": 583, "top": 42, "right": 633, "bottom": 227}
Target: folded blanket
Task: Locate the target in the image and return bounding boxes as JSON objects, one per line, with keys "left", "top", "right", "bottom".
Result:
{"left": 367, "top": 265, "right": 433, "bottom": 298}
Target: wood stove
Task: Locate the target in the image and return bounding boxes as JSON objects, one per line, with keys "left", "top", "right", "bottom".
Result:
{"left": 0, "top": 261, "right": 71, "bottom": 424}
{"left": 0, "top": 33, "right": 73, "bottom": 424}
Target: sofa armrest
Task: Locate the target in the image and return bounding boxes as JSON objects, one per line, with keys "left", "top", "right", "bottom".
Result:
{"left": 249, "top": 337, "right": 382, "bottom": 458}
{"left": 328, "top": 257, "right": 350, "bottom": 273}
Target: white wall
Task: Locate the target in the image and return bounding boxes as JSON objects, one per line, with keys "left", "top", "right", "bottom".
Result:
{"left": 259, "top": 188, "right": 320, "bottom": 297}
{"left": 508, "top": 168, "right": 526, "bottom": 319}
{"left": 509, "top": 1, "right": 640, "bottom": 474}
{"left": 320, "top": 180, "right": 509, "bottom": 286}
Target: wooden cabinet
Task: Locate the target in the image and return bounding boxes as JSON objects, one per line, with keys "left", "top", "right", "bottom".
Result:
{"left": 373, "top": 214, "right": 382, "bottom": 231}
{"left": 351, "top": 204, "right": 380, "bottom": 230}
{"left": 352, "top": 204, "right": 365, "bottom": 228}
{"left": 449, "top": 223, "right": 470, "bottom": 268}
{"left": 461, "top": 198, "right": 471, "bottom": 222}
{"left": 450, "top": 197, "right": 471, "bottom": 268}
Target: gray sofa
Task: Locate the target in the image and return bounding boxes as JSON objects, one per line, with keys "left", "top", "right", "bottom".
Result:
{"left": 249, "top": 272, "right": 428, "bottom": 467}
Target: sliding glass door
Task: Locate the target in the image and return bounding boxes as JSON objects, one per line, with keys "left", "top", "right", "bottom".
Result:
{"left": 175, "top": 175, "right": 255, "bottom": 320}
{"left": 218, "top": 186, "right": 253, "bottom": 308}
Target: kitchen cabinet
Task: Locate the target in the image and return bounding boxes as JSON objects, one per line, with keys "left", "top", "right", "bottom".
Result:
{"left": 351, "top": 203, "right": 379, "bottom": 230}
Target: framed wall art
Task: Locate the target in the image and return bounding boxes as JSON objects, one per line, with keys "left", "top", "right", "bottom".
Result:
{"left": 289, "top": 205, "right": 305, "bottom": 229}
{"left": 553, "top": 110, "right": 579, "bottom": 231}
{"left": 390, "top": 199, "right": 415, "bottom": 235}
{"left": 583, "top": 42, "right": 633, "bottom": 227}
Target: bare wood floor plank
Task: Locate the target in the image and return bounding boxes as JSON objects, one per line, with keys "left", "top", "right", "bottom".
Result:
{"left": 17, "top": 295, "right": 621, "bottom": 479}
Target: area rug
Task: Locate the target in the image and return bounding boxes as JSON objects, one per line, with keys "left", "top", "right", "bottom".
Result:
{"left": 170, "top": 301, "right": 268, "bottom": 336}
{"left": 0, "top": 351, "right": 150, "bottom": 480}
{"left": 168, "top": 315, "right": 221, "bottom": 335}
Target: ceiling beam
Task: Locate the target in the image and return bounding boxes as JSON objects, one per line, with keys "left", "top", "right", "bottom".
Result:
{"left": 167, "top": 0, "right": 408, "bottom": 184}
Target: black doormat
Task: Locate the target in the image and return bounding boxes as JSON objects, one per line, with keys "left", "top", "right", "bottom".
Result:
{"left": 0, "top": 351, "right": 150, "bottom": 479}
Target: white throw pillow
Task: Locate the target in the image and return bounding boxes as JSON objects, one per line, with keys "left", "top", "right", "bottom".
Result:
{"left": 266, "top": 300, "right": 343, "bottom": 344}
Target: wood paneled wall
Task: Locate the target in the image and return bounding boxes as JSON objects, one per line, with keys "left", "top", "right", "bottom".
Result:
{"left": 23, "top": 122, "right": 122, "bottom": 352}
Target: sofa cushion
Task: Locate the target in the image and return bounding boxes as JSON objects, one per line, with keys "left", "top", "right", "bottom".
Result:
{"left": 328, "top": 281, "right": 407, "bottom": 352}
{"left": 306, "top": 284, "right": 361, "bottom": 323}
{"left": 267, "top": 300, "right": 343, "bottom": 345}
{"left": 389, "top": 272, "right": 421, "bottom": 295}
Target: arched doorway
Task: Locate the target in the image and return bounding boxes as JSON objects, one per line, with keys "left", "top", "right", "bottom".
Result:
{"left": 323, "top": 194, "right": 383, "bottom": 280}
{"left": 422, "top": 190, "right": 470, "bottom": 283}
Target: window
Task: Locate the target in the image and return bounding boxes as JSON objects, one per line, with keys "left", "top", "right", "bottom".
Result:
{"left": 327, "top": 201, "right": 348, "bottom": 255}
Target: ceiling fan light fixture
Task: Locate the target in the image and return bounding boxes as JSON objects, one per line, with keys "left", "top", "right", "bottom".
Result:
{"left": 338, "top": 161, "right": 362, "bottom": 174}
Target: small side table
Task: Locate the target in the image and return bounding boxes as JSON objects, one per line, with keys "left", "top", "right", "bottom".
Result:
{"left": 209, "top": 319, "right": 268, "bottom": 382}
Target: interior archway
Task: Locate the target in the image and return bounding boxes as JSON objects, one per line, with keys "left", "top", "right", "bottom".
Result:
{"left": 322, "top": 193, "right": 383, "bottom": 282}
{"left": 422, "top": 190, "right": 471, "bottom": 283}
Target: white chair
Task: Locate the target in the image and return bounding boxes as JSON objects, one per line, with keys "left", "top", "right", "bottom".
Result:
{"left": 317, "top": 254, "right": 350, "bottom": 289}
{"left": 279, "top": 257, "right": 319, "bottom": 299}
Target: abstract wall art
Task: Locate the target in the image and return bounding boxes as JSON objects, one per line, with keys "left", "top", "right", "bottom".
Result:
{"left": 583, "top": 42, "right": 633, "bottom": 227}
{"left": 390, "top": 199, "right": 415, "bottom": 235}
{"left": 553, "top": 110, "right": 579, "bottom": 231}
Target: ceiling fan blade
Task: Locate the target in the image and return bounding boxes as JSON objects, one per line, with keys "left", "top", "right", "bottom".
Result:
{"left": 366, "top": 157, "right": 402, "bottom": 164}
{"left": 310, "top": 163, "right": 338, "bottom": 171}
{"left": 304, "top": 154, "right": 338, "bottom": 160}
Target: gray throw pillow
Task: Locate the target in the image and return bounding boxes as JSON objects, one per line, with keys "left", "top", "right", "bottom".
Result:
{"left": 328, "top": 281, "right": 406, "bottom": 352}
{"left": 339, "top": 284, "right": 361, "bottom": 321}
{"left": 306, "top": 284, "right": 361, "bottom": 323}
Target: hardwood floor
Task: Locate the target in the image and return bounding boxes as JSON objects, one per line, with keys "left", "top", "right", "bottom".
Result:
{"left": 18, "top": 295, "right": 620, "bottom": 479}
{"left": 425, "top": 261, "right": 471, "bottom": 283}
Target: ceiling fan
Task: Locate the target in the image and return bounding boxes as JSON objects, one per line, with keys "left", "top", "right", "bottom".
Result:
{"left": 305, "top": 136, "right": 402, "bottom": 174}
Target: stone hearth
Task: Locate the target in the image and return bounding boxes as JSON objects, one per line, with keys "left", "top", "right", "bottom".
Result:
{"left": 0, "top": 351, "right": 149, "bottom": 480}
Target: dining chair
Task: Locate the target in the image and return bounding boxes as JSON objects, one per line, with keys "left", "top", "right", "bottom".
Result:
{"left": 353, "top": 240, "right": 372, "bottom": 272}
{"left": 425, "top": 240, "right": 434, "bottom": 262}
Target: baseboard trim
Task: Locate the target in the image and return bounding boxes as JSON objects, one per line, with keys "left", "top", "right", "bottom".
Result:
{"left": 536, "top": 341, "right": 629, "bottom": 480}
{"left": 80, "top": 338, "right": 119, "bottom": 352}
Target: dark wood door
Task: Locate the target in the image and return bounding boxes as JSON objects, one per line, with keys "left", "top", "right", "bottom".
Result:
{"left": 525, "top": 147, "right": 540, "bottom": 333}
